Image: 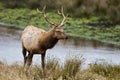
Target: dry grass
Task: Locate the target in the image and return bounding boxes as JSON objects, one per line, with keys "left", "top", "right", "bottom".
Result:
{"left": 90, "top": 63, "right": 120, "bottom": 80}
{"left": 0, "top": 57, "right": 120, "bottom": 80}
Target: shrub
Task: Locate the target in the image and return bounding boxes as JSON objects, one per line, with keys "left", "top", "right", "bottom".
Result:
{"left": 62, "top": 56, "right": 83, "bottom": 79}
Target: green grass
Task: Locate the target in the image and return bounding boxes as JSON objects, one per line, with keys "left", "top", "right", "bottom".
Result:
{"left": 1, "top": 57, "right": 120, "bottom": 80}
{"left": 0, "top": 8, "right": 120, "bottom": 46}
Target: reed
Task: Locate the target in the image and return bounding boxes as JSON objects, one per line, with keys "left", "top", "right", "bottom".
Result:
{"left": 0, "top": 57, "right": 120, "bottom": 80}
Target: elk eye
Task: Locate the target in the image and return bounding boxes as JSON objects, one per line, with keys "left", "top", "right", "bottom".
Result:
{"left": 56, "top": 30, "right": 61, "bottom": 34}
{"left": 56, "top": 30, "right": 60, "bottom": 32}
{"left": 57, "top": 31, "right": 61, "bottom": 33}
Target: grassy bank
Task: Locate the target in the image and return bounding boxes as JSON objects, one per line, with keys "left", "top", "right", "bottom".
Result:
{"left": 0, "top": 57, "right": 120, "bottom": 80}
{"left": 0, "top": 9, "right": 120, "bottom": 46}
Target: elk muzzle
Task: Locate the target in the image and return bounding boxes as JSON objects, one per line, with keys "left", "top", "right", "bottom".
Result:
{"left": 62, "top": 33, "right": 68, "bottom": 39}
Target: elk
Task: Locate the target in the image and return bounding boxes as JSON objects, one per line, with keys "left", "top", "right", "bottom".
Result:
{"left": 21, "top": 6, "right": 67, "bottom": 76}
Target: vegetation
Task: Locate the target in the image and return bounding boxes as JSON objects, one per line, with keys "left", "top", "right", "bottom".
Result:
{"left": 0, "top": 8, "right": 120, "bottom": 46}
{"left": 90, "top": 63, "right": 120, "bottom": 80}
{"left": 0, "top": 0, "right": 120, "bottom": 24}
{"left": 0, "top": 57, "right": 120, "bottom": 80}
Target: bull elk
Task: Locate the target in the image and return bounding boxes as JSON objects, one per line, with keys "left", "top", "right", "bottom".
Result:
{"left": 21, "top": 6, "right": 67, "bottom": 76}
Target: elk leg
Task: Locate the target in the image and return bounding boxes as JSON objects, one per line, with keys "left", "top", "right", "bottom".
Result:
{"left": 26, "top": 53, "right": 33, "bottom": 67}
{"left": 41, "top": 53, "right": 46, "bottom": 77}
{"left": 22, "top": 45, "right": 27, "bottom": 67}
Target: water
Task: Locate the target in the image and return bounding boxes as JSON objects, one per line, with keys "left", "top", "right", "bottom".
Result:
{"left": 0, "top": 27, "right": 120, "bottom": 68}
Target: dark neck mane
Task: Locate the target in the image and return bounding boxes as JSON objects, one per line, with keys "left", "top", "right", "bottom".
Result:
{"left": 41, "top": 30, "right": 58, "bottom": 49}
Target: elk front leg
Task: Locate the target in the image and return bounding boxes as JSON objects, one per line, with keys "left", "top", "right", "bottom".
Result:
{"left": 41, "top": 53, "right": 46, "bottom": 77}
{"left": 26, "top": 53, "right": 33, "bottom": 67}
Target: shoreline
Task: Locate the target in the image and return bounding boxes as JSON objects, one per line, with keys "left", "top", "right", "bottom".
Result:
{"left": 0, "top": 22, "right": 120, "bottom": 48}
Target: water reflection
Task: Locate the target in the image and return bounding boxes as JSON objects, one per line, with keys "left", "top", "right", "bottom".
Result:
{"left": 60, "top": 37, "right": 120, "bottom": 50}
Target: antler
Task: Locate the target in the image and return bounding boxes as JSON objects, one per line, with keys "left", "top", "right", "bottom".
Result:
{"left": 58, "top": 6, "right": 66, "bottom": 27}
{"left": 37, "top": 6, "right": 56, "bottom": 26}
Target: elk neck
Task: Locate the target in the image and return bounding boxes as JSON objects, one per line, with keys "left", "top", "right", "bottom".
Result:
{"left": 40, "top": 28, "right": 58, "bottom": 49}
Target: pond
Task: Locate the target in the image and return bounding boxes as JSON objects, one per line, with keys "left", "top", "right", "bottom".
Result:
{"left": 0, "top": 26, "right": 120, "bottom": 68}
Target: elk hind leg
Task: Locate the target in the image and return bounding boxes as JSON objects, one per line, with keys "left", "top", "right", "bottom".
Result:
{"left": 22, "top": 45, "right": 27, "bottom": 67}
{"left": 41, "top": 53, "right": 47, "bottom": 77}
{"left": 26, "top": 52, "right": 33, "bottom": 68}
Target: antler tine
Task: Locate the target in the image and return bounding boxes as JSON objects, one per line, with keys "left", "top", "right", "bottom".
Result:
{"left": 37, "top": 6, "right": 55, "bottom": 26}
{"left": 58, "top": 10, "right": 61, "bottom": 15}
{"left": 37, "top": 5, "right": 46, "bottom": 14}
{"left": 58, "top": 6, "right": 66, "bottom": 27}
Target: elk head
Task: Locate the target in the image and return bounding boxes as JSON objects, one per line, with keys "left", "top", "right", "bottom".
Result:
{"left": 37, "top": 6, "right": 68, "bottom": 40}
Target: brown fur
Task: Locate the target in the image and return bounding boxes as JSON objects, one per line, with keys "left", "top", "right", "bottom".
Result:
{"left": 21, "top": 25, "right": 67, "bottom": 76}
